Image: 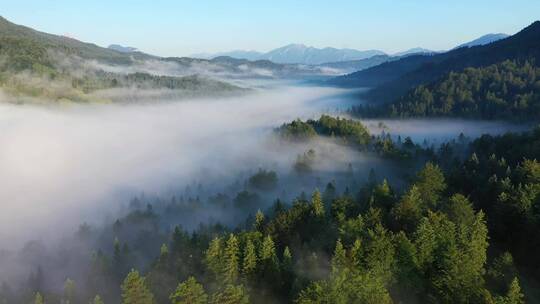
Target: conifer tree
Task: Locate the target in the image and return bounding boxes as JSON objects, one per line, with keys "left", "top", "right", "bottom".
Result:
{"left": 205, "top": 237, "right": 223, "bottom": 280}
{"left": 504, "top": 278, "right": 525, "bottom": 304}
{"left": 121, "top": 269, "right": 154, "bottom": 304}
{"left": 210, "top": 284, "right": 249, "bottom": 304}
{"left": 254, "top": 210, "right": 265, "bottom": 231}
{"left": 242, "top": 239, "right": 257, "bottom": 277}
{"left": 223, "top": 234, "right": 240, "bottom": 284}
{"left": 170, "top": 277, "right": 208, "bottom": 304}
{"left": 260, "top": 235, "right": 277, "bottom": 263}
{"left": 311, "top": 189, "right": 325, "bottom": 217}
{"left": 331, "top": 239, "right": 347, "bottom": 273}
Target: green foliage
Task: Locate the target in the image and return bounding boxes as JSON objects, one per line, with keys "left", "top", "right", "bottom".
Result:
{"left": 223, "top": 234, "right": 240, "bottom": 284}
{"left": 414, "top": 162, "right": 446, "bottom": 208}
{"left": 121, "top": 269, "right": 154, "bottom": 304}
{"left": 278, "top": 115, "right": 371, "bottom": 147}
{"left": 210, "top": 284, "right": 249, "bottom": 304}
{"left": 170, "top": 277, "right": 208, "bottom": 304}
{"left": 242, "top": 239, "right": 258, "bottom": 277}
{"left": 389, "top": 60, "right": 540, "bottom": 120}
{"left": 205, "top": 237, "right": 223, "bottom": 280}
{"left": 311, "top": 189, "right": 325, "bottom": 217}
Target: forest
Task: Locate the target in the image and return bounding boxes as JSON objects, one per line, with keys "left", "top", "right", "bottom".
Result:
{"left": 350, "top": 60, "right": 540, "bottom": 120}
{"left": 2, "top": 116, "right": 539, "bottom": 304}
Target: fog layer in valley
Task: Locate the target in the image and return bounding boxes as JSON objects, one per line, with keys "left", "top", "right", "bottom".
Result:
{"left": 0, "top": 85, "right": 347, "bottom": 246}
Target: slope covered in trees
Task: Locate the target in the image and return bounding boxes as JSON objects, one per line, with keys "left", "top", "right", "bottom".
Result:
{"left": 352, "top": 60, "right": 540, "bottom": 119}
{"left": 3, "top": 116, "right": 540, "bottom": 303}
{"left": 0, "top": 16, "right": 245, "bottom": 103}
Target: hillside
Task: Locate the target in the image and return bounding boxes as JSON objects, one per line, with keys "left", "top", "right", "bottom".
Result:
{"left": 0, "top": 16, "right": 246, "bottom": 103}
{"left": 352, "top": 60, "right": 540, "bottom": 120}
{"left": 330, "top": 22, "right": 540, "bottom": 103}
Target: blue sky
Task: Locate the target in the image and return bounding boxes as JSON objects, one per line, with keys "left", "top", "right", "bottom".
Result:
{"left": 3, "top": 0, "right": 540, "bottom": 56}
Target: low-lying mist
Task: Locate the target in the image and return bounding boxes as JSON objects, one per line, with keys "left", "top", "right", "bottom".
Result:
{"left": 0, "top": 85, "right": 352, "bottom": 247}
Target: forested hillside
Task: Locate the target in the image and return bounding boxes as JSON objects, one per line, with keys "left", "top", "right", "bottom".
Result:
{"left": 351, "top": 60, "right": 540, "bottom": 120}
{"left": 0, "top": 16, "right": 244, "bottom": 103}
{"left": 4, "top": 116, "right": 540, "bottom": 304}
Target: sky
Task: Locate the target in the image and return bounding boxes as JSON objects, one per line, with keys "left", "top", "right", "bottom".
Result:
{"left": 2, "top": 0, "right": 540, "bottom": 57}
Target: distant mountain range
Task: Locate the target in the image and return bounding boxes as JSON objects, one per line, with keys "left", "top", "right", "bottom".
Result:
{"left": 193, "top": 44, "right": 387, "bottom": 65}
{"left": 191, "top": 33, "right": 509, "bottom": 66}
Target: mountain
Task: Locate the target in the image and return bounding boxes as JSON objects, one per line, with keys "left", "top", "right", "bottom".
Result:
{"left": 258, "top": 44, "right": 386, "bottom": 65}
{"left": 392, "top": 47, "right": 435, "bottom": 57}
{"left": 108, "top": 44, "right": 138, "bottom": 53}
{"left": 192, "top": 50, "right": 263, "bottom": 61}
{"left": 455, "top": 33, "right": 510, "bottom": 49}
{"left": 192, "top": 44, "right": 386, "bottom": 65}
{"left": 329, "top": 22, "right": 539, "bottom": 103}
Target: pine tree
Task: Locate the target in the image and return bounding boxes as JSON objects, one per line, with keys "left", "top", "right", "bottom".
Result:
{"left": 210, "top": 284, "right": 249, "bottom": 304}
{"left": 331, "top": 239, "right": 347, "bottom": 273}
{"left": 504, "top": 278, "right": 524, "bottom": 304}
{"left": 349, "top": 239, "right": 362, "bottom": 270}
{"left": 242, "top": 239, "right": 257, "bottom": 277}
{"left": 121, "top": 269, "right": 154, "bottom": 304}
{"left": 254, "top": 210, "right": 265, "bottom": 231}
{"left": 223, "top": 234, "right": 240, "bottom": 284}
{"left": 260, "top": 235, "right": 277, "bottom": 262}
{"left": 205, "top": 237, "right": 223, "bottom": 280}
{"left": 311, "top": 189, "right": 325, "bottom": 217}
{"left": 170, "top": 277, "right": 208, "bottom": 304}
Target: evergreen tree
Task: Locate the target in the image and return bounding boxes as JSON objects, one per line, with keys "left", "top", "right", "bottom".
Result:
{"left": 260, "top": 235, "right": 277, "bottom": 263}
{"left": 121, "top": 269, "right": 154, "bottom": 304}
{"left": 311, "top": 189, "right": 325, "bottom": 217}
{"left": 205, "top": 237, "right": 223, "bottom": 280}
{"left": 414, "top": 162, "right": 446, "bottom": 208}
{"left": 503, "top": 278, "right": 525, "bottom": 304}
{"left": 170, "top": 277, "right": 208, "bottom": 304}
{"left": 331, "top": 239, "right": 347, "bottom": 273}
{"left": 254, "top": 210, "right": 265, "bottom": 231}
{"left": 210, "top": 284, "right": 249, "bottom": 304}
{"left": 242, "top": 239, "right": 257, "bottom": 277}
{"left": 223, "top": 234, "right": 240, "bottom": 284}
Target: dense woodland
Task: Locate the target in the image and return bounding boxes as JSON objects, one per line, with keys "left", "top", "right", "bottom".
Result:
{"left": 351, "top": 60, "right": 540, "bottom": 120}
{"left": 2, "top": 116, "right": 540, "bottom": 304}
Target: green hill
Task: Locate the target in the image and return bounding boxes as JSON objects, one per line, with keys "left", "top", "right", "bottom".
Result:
{"left": 0, "top": 16, "right": 244, "bottom": 103}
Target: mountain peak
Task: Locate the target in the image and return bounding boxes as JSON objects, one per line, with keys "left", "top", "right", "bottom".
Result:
{"left": 456, "top": 33, "right": 509, "bottom": 49}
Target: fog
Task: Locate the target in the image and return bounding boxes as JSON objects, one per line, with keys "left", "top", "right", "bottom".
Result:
{"left": 1, "top": 84, "right": 531, "bottom": 246}
{"left": 0, "top": 85, "right": 349, "bottom": 247}
{"left": 363, "top": 118, "right": 531, "bottom": 143}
